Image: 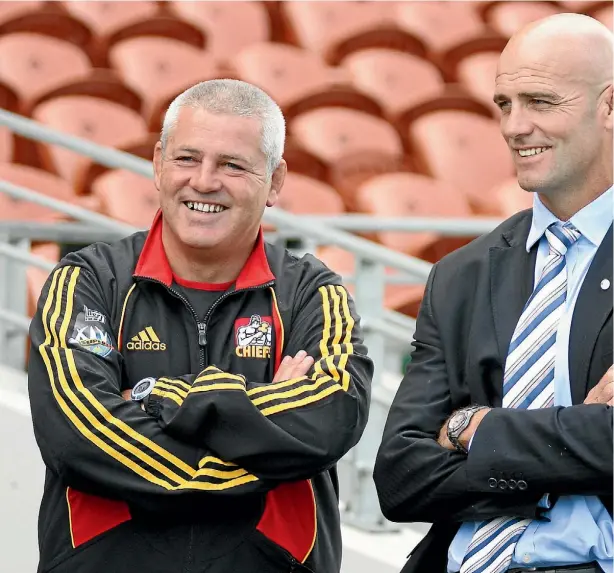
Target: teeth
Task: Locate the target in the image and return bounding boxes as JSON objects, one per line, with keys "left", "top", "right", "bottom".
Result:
{"left": 186, "top": 202, "right": 225, "bottom": 213}
{"left": 518, "top": 147, "right": 548, "bottom": 157}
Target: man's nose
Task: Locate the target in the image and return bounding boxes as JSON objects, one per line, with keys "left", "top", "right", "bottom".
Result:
{"left": 501, "top": 104, "right": 534, "bottom": 141}
{"left": 189, "top": 162, "right": 222, "bottom": 193}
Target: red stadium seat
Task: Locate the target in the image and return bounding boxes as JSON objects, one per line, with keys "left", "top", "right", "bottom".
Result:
{"left": 290, "top": 107, "right": 405, "bottom": 208}
{"left": 0, "top": 33, "right": 91, "bottom": 113}
{"left": 168, "top": 1, "right": 271, "bottom": 65}
{"left": 231, "top": 42, "right": 382, "bottom": 119}
{"left": 484, "top": 2, "right": 562, "bottom": 39}
{"left": 280, "top": 1, "right": 426, "bottom": 65}
{"left": 92, "top": 169, "right": 158, "bottom": 229}
{"left": 32, "top": 95, "right": 148, "bottom": 187}
{"left": 0, "top": 163, "right": 99, "bottom": 221}
{"left": 316, "top": 246, "right": 426, "bottom": 317}
{"left": 455, "top": 51, "right": 502, "bottom": 114}
{"left": 408, "top": 110, "right": 514, "bottom": 214}
{"left": 341, "top": 49, "right": 444, "bottom": 118}
{"left": 395, "top": 1, "right": 487, "bottom": 56}
{"left": 355, "top": 172, "right": 472, "bottom": 258}
{"left": 591, "top": 4, "right": 613, "bottom": 29}
{"left": 488, "top": 177, "right": 534, "bottom": 218}
{"left": 109, "top": 37, "right": 219, "bottom": 131}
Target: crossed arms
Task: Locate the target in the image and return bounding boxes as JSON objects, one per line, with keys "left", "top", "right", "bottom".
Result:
{"left": 28, "top": 262, "right": 373, "bottom": 513}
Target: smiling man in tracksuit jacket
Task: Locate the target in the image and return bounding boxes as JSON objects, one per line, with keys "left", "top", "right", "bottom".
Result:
{"left": 27, "top": 79, "right": 373, "bottom": 573}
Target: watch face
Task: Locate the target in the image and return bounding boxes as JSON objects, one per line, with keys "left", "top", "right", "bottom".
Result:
{"left": 449, "top": 412, "right": 467, "bottom": 433}
{"left": 131, "top": 377, "right": 156, "bottom": 401}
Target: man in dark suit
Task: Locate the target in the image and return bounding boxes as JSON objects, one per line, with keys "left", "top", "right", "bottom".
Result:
{"left": 374, "top": 13, "right": 613, "bottom": 573}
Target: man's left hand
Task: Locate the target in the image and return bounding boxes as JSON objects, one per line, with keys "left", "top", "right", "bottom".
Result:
{"left": 438, "top": 407, "right": 492, "bottom": 451}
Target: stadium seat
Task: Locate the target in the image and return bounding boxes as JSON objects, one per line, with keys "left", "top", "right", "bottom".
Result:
{"left": 0, "top": 1, "right": 91, "bottom": 51}
{"left": 27, "top": 242, "right": 60, "bottom": 317}
{"left": 484, "top": 2, "right": 561, "bottom": 38}
{"left": 280, "top": 1, "right": 426, "bottom": 65}
{"left": 408, "top": 110, "right": 514, "bottom": 214}
{"left": 316, "top": 246, "right": 426, "bottom": 318}
{"left": 455, "top": 51, "right": 502, "bottom": 114}
{"left": 341, "top": 49, "right": 445, "bottom": 118}
{"left": 556, "top": 1, "right": 609, "bottom": 13}
{"left": 289, "top": 107, "right": 405, "bottom": 209}
{"left": 355, "top": 172, "right": 472, "bottom": 258}
{"left": 61, "top": 1, "right": 205, "bottom": 67}
{"left": 92, "top": 169, "right": 158, "bottom": 229}
{"left": 109, "top": 37, "right": 219, "bottom": 131}
{"left": 32, "top": 95, "right": 148, "bottom": 187}
{"left": 591, "top": 4, "right": 613, "bottom": 29}
{"left": 0, "top": 33, "right": 91, "bottom": 113}
{"left": 488, "top": 176, "right": 534, "bottom": 217}
{"left": 231, "top": 42, "right": 382, "bottom": 120}
{"left": 0, "top": 163, "right": 99, "bottom": 221}
{"left": 0, "top": 127, "right": 13, "bottom": 163}
{"left": 168, "top": 1, "right": 271, "bottom": 65}
{"left": 395, "top": 1, "right": 487, "bottom": 56}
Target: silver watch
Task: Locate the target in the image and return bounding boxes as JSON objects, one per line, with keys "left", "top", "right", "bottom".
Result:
{"left": 447, "top": 405, "right": 487, "bottom": 454}
{"left": 130, "top": 377, "right": 156, "bottom": 402}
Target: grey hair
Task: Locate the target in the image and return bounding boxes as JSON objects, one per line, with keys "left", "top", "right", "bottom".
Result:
{"left": 161, "top": 79, "right": 286, "bottom": 177}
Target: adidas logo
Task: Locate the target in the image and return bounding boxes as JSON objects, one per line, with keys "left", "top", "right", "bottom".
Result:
{"left": 126, "top": 326, "right": 167, "bottom": 351}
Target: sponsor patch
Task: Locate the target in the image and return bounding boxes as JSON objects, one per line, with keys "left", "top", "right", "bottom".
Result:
{"left": 69, "top": 306, "right": 114, "bottom": 358}
{"left": 127, "top": 326, "right": 166, "bottom": 351}
{"left": 235, "top": 315, "right": 272, "bottom": 359}
{"left": 83, "top": 305, "right": 106, "bottom": 324}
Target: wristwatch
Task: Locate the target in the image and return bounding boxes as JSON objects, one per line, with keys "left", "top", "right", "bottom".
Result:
{"left": 130, "top": 377, "right": 156, "bottom": 402}
{"left": 447, "top": 405, "right": 487, "bottom": 454}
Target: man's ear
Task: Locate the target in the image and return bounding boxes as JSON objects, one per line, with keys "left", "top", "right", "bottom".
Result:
{"left": 601, "top": 84, "right": 613, "bottom": 130}
{"left": 153, "top": 141, "right": 163, "bottom": 191}
{"left": 266, "top": 159, "right": 287, "bottom": 208}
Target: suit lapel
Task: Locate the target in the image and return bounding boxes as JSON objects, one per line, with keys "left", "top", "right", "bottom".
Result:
{"left": 569, "top": 224, "right": 613, "bottom": 404}
{"left": 489, "top": 213, "right": 536, "bottom": 405}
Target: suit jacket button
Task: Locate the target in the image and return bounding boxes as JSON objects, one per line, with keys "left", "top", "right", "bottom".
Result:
{"left": 498, "top": 479, "right": 508, "bottom": 490}
{"left": 488, "top": 478, "right": 498, "bottom": 488}
{"left": 508, "top": 479, "right": 517, "bottom": 490}
{"left": 517, "top": 480, "right": 528, "bottom": 490}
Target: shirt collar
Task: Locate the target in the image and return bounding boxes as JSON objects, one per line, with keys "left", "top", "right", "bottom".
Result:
{"left": 526, "top": 185, "right": 614, "bottom": 252}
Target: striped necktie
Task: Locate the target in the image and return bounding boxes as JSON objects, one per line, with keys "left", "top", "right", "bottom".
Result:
{"left": 460, "top": 221, "right": 581, "bottom": 573}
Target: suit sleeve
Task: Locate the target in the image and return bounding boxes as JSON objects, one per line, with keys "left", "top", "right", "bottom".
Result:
{"left": 144, "top": 272, "right": 373, "bottom": 482}
{"left": 28, "top": 264, "right": 276, "bottom": 514}
{"left": 466, "top": 403, "right": 613, "bottom": 495}
{"left": 373, "top": 264, "right": 543, "bottom": 524}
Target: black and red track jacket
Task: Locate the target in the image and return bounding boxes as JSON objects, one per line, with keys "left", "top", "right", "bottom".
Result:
{"left": 27, "top": 211, "right": 373, "bottom": 573}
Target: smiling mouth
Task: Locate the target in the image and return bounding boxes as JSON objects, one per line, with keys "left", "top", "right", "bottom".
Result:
{"left": 515, "top": 147, "right": 550, "bottom": 158}
{"left": 184, "top": 201, "right": 227, "bottom": 213}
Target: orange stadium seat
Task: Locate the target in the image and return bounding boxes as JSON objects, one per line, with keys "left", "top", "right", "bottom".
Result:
{"left": 408, "top": 110, "right": 514, "bottom": 215}
{"left": 231, "top": 42, "right": 382, "bottom": 120}
{"left": 556, "top": 1, "right": 609, "bottom": 13}
{"left": 109, "top": 37, "right": 219, "bottom": 131}
{"left": 0, "top": 127, "right": 13, "bottom": 163}
{"left": 341, "top": 49, "right": 445, "bottom": 119}
{"left": 316, "top": 246, "right": 426, "bottom": 317}
{"left": 280, "top": 1, "right": 426, "bottom": 65}
{"left": 168, "top": 1, "right": 271, "bottom": 66}
{"left": 0, "top": 163, "right": 99, "bottom": 221}
{"left": 395, "top": 1, "right": 487, "bottom": 56}
{"left": 0, "top": 33, "right": 91, "bottom": 114}
{"left": 591, "top": 4, "right": 613, "bottom": 29}
{"left": 27, "top": 242, "right": 60, "bottom": 317}
{"left": 91, "top": 169, "right": 158, "bottom": 229}
{"left": 61, "top": 0, "right": 205, "bottom": 67}
{"left": 289, "top": 107, "right": 405, "bottom": 209}
{"left": 488, "top": 176, "right": 534, "bottom": 218}
{"left": 484, "top": 1, "right": 562, "bottom": 39}
{"left": 355, "top": 172, "right": 472, "bottom": 258}
{"left": 455, "top": 51, "right": 502, "bottom": 114}
{"left": 32, "top": 95, "right": 148, "bottom": 187}
{"left": 0, "top": 1, "right": 91, "bottom": 50}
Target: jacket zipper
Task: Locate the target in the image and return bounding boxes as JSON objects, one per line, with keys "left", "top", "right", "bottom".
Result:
{"left": 137, "top": 276, "right": 275, "bottom": 372}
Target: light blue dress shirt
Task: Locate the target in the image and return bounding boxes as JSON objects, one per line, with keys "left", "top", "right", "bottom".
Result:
{"left": 448, "top": 187, "right": 614, "bottom": 572}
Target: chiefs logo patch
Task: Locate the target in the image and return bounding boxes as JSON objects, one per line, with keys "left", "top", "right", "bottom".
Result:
{"left": 235, "top": 314, "right": 272, "bottom": 359}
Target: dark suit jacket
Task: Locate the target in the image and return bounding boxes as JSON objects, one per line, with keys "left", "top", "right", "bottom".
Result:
{"left": 373, "top": 210, "right": 613, "bottom": 573}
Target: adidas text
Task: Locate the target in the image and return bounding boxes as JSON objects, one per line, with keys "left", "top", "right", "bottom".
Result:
{"left": 127, "top": 341, "right": 167, "bottom": 351}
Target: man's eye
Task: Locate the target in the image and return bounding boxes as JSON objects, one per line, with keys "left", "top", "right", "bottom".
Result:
{"left": 225, "top": 162, "right": 242, "bottom": 170}
{"left": 497, "top": 101, "right": 511, "bottom": 111}
{"left": 177, "top": 156, "right": 195, "bottom": 162}
{"left": 532, "top": 99, "right": 550, "bottom": 105}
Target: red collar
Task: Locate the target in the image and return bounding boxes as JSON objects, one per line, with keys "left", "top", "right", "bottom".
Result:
{"left": 134, "top": 210, "right": 275, "bottom": 290}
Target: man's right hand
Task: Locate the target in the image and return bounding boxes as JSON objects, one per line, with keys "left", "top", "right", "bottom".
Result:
{"left": 272, "top": 350, "right": 315, "bottom": 383}
{"left": 584, "top": 365, "right": 613, "bottom": 406}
